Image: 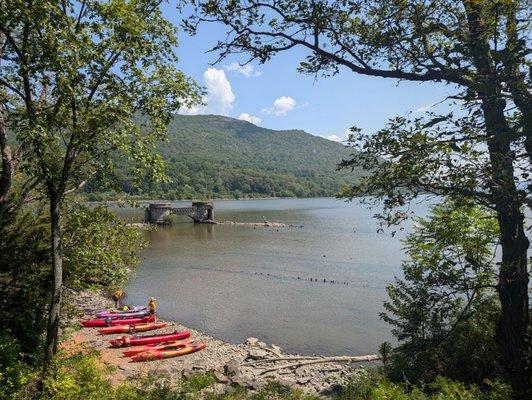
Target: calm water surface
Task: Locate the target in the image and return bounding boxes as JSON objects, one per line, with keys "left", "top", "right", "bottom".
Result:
{"left": 121, "top": 198, "right": 429, "bottom": 356}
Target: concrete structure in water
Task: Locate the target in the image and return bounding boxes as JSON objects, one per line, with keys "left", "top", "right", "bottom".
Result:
{"left": 144, "top": 201, "right": 214, "bottom": 224}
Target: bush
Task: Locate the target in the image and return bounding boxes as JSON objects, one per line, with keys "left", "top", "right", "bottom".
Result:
{"left": 0, "top": 197, "right": 146, "bottom": 359}
{"left": 337, "top": 372, "right": 512, "bottom": 400}
{"left": 42, "top": 351, "right": 111, "bottom": 400}
{"left": 0, "top": 199, "right": 52, "bottom": 357}
{"left": 381, "top": 203, "right": 503, "bottom": 384}
{"left": 0, "top": 333, "right": 33, "bottom": 399}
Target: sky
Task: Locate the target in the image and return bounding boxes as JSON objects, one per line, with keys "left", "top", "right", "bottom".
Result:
{"left": 165, "top": 4, "right": 456, "bottom": 143}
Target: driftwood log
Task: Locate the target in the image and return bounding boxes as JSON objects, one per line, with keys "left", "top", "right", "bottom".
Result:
{"left": 243, "top": 354, "right": 380, "bottom": 374}
{"left": 244, "top": 356, "right": 322, "bottom": 366}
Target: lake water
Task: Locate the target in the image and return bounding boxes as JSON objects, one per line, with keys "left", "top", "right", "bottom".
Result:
{"left": 122, "top": 198, "right": 429, "bottom": 356}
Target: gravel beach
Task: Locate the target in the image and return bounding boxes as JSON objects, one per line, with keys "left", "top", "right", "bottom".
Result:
{"left": 64, "top": 290, "right": 378, "bottom": 396}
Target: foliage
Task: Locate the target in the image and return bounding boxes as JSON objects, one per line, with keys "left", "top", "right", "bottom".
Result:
{"left": 181, "top": 372, "right": 217, "bottom": 393}
{"left": 381, "top": 202, "right": 501, "bottom": 383}
{"left": 0, "top": 333, "right": 34, "bottom": 400}
{"left": 86, "top": 115, "right": 355, "bottom": 200}
{"left": 1, "top": 0, "right": 201, "bottom": 191}
{"left": 0, "top": 197, "right": 52, "bottom": 356}
{"left": 337, "top": 113, "right": 526, "bottom": 226}
{"left": 62, "top": 203, "right": 147, "bottom": 289}
{"left": 0, "top": 196, "right": 145, "bottom": 358}
{"left": 378, "top": 341, "right": 392, "bottom": 366}
{"left": 42, "top": 351, "right": 110, "bottom": 400}
{"left": 336, "top": 371, "right": 511, "bottom": 400}
{"left": 33, "top": 351, "right": 316, "bottom": 400}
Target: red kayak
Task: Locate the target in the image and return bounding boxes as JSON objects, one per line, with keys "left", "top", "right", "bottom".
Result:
{"left": 131, "top": 342, "right": 207, "bottom": 362}
{"left": 122, "top": 339, "right": 194, "bottom": 357}
{"left": 109, "top": 331, "right": 191, "bottom": 348}
{"left": 98, "top": 322, "right": 166, "bottom": 335}
{"left": 80, "top": 315, "right": 155, "bottom": 328}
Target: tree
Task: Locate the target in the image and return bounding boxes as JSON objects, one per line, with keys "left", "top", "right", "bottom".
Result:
{"left": 381, "top": 202, "right": 502, "bottom": 383}
{"left": 187, "top": 0, "right": 531, "bottom": 396}
{"left": 62, "top": 202, "right": 147, "bottom": 290}
{"left": 0, "top": 0, "right": 200, "bottom": 373}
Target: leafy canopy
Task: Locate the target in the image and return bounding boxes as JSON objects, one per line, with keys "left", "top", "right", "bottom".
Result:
{"left": 1, "top": 0, "right": 201, "bottom": 197}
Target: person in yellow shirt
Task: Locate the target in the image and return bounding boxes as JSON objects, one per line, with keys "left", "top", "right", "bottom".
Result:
{"left": 112, "top": 289, "right": 125, "bottom": 309}
{"left": 148, "top": 297, "right": 157, "bottom": 319}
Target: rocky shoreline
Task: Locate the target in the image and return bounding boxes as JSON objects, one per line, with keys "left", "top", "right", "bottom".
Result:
{"left": 66, "top": 290, "right": 378, "bottom": 396}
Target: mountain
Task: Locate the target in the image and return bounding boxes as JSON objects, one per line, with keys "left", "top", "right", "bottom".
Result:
{"left": 86, "top": 115, "right": 358, "bottom": 200}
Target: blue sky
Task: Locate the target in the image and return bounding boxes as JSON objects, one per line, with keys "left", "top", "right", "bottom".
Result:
{"left": 166, "top": 5, "right": 455, "bottom": 142}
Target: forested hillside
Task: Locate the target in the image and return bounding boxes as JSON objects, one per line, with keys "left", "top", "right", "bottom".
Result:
{"left": 86, "top": 115, "right": 357, "bottom": 199}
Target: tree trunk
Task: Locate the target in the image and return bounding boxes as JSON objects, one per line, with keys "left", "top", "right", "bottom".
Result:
{"left": 42, "top": 193, "right": 63, "bottom": 374}
{"left": 482, "top": 99, "right": 531, "bottom": 398}
{"left": 463, "top": 3, "right": 531, "bottom": 395}
{"left": 0, "top": 112, "right": 13, "bottom": 209}
{"left": 496, "top": 212, "right": 530, "bottom": 397}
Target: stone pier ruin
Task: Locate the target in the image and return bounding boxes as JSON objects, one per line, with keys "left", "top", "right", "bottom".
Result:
{"left": 144, "top": 201, "right": 214, "bottom": 224}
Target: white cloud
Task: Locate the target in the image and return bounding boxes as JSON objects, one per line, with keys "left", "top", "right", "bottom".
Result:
{"left": 415, "top": 104, "right": 432, "bottom": 113}
{"left": 273, "top": 96, "right": 296, "bottom": 116}
{"left": 261, "top": 96, "right": 297, "bottom": 116}
{"left": 180, "top": 68, "right": 235, "bottom": 116}
{"left": 225, "top": 62, "right": 261, "bottom": 78}
{"left": 238, "top": 113, "right": 262, "bottom": 125}
{"left": 203, "top": 68, "right": 235, "bottom": 115}
{"left": 326, "top": 134, "right": 343, "bottom": 142}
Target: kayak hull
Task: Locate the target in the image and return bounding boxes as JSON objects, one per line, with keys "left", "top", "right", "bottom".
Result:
{"left": 122, "top": 339, "right": 194, "bottom": 357}
{"left": 81, "top": 315, "right": 155, "bottom": 328}
{"left": 109, "top": 331, "right": 191, "bottom": 348}
{"left": 96, "top": 306, "right": 148, "bottom": 318}
{"left": 95, "top": 310, "right": 150, "bottom": 319}
{"left": 98, "top": 322, "right": 167, "bottom": 335}
{"left": 131, "top": 342, "right": 206, "bottom": 362}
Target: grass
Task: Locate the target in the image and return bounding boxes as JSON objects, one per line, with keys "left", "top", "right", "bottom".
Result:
{"left": 182, "top": 372, "right": 217, "bottom": 393}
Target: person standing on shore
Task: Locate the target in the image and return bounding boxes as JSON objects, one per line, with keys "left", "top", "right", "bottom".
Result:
{"left": 112, "top": 289, "right": 125, "bottom": 309}
{"left": 148, "top": 297, "right": 157, "bottom": 319}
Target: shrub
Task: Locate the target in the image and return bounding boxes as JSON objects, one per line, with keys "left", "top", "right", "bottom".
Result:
{"left": 0, "top": 333, "right": 33, "bottom": 399}
{"left": 336, "top": 372, "right": 512, "bottom": 400}
{"left": 381, "top": 203, "right": 503, "bottom": 384}
{"left": 42, "top": 351, "right": 110, "bottom": 400}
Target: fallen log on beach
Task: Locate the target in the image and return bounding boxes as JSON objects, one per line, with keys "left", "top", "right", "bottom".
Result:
{"left": 255, "top": 355, "right": 380, "bottom": 374}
